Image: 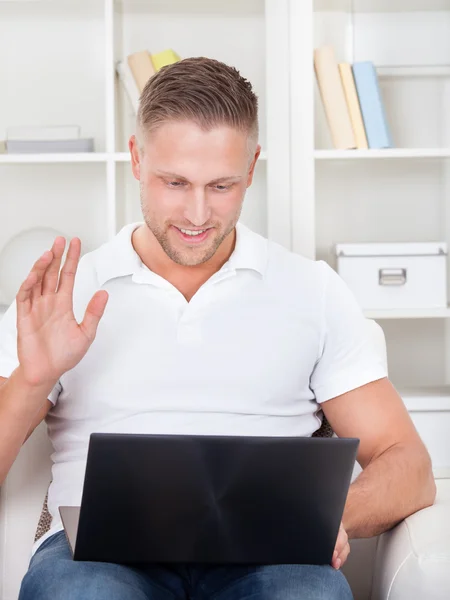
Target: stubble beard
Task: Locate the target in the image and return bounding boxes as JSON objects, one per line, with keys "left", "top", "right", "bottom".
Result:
{"left": 140, "top": 188, "right": 241, "bottom": 267}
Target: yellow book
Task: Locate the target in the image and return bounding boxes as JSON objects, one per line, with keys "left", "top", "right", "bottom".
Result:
{"left": 151, "top": 49, "right": 181, "bottom": 72}
{"left": 338, "top": 63, "right": 368, "bottom": 150}
{"left": 127, "top": 50, "right": 156, "bottom": 94}
{"left": 314, "top": 46, "right": 356, "bottom": 150}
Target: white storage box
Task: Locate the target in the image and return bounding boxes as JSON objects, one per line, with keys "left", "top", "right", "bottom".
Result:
{"left": 336, "top": 242, "right": 448, "bottom": 310}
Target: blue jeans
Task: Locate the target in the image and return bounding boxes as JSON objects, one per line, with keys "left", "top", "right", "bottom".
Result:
{"left": 19, "top": 531, "right": 353, "bottom": 600}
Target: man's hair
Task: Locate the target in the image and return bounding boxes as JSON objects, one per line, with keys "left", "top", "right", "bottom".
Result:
{"left": 136, "top": 56, "right": 259, "bottom": 154}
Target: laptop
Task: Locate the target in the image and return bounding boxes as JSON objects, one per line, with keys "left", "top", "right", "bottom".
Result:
{"left": 59, "top": 432, "right": 359, "bottom": 565}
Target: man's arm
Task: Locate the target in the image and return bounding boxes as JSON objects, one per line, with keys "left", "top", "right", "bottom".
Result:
{"left": 322, "top": 376, "right": 436, "bottom": 539}
{"left": 0, "top": 375, "right": 53, "bottom": 444}
{"left": 0, "top": 371, "right": 55, "bottom": 485}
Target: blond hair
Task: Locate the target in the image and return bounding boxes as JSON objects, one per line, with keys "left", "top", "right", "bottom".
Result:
{"left": 136, "top": 56, "right": 259, "bottom": 154}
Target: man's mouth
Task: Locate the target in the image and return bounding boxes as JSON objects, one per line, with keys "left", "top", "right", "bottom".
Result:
{"left": 178, "top": 228, "right": 207, "bottom": 237}
{"left": 173, "top": 226, "right": 212, "bottom": 243}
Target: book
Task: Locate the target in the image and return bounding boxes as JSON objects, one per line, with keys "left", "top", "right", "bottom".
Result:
{"left": 116, "top": 60, "right": 140, "bottom": 113}
{"left": 352, "top": 61, "right": 393, "bottom": 149}
{"left": 6, "top": 139, "right": 94, "bottom": 153}
{"left": 127, "top": 50, "right": 156, "bottom": 94}
{"left": 151, "top": 49, "right": 181, "bottom": 72}
{"left": 313, "top": 45, "right": 356, "bottom": 150}
{"left": 338, "top": 63, "right": 368, "bottom": 150}
{"left": 6, "top": 125, "right": 80, "bottom": 141}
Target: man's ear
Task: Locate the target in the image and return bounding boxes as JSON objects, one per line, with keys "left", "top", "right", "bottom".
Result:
{"left": 129, "top": 135, "right": 141, "bottom": 181}
{"left": 247, "top": 144, "right": 261, "bottom": 187}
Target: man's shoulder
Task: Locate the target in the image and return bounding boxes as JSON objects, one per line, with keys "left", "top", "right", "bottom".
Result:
{"left": 263, "top": 234, "right": 329, "bottom": 285}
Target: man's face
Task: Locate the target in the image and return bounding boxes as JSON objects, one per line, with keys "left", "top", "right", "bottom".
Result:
{"left": 130, "top": 120, "right": 260, "bottom": 267}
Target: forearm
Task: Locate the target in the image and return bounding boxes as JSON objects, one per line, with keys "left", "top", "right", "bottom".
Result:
{"left": 342, "top": 442, "right": 436, "bottom": 539}
{"left": 0, "top": 367, "right": 54, "bottom": 485}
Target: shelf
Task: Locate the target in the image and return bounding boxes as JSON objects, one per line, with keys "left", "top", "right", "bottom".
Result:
{"left": 0, "top": 150, "right": 269, "bottom": 165}
{"left": 377, "top": 65, "right": 450, "bottom": 78}
{"left": 115, "top": 0, "right": 264, "bottom": 14}
{"left": 315, "top": 148, "right": 450, "bottom": 160}
{"left": 114, "top": 153, "right": 132, "bottom": 162}
{"left": 314, "top": 1, "right": 450, "bottom": 12}
{"left": 0, "top": 153, "right": 108, "bottom": 164}
{"left": 364, "top": 307, "right": 450, "bottom": 319}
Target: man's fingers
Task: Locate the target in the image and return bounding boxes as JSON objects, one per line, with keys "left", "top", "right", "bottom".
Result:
{"left": 334, "top": 525, "right": 348, "bottom": 555}
{"left": 334, "top": 542, "right": 351, "bottom": 570}
{"left": 332, "top": 523, "right": 349, "bottom": 569}
{"left": 16, "top": 271, "right": 38, "bottom": 317}
{"left": 57, "top": 238, "right": 81, "bottom": 297}
{"left": 42, "top": 237, "right": 66, "bottom": 295}
{"left": 28, "top": 250, "right": 54, "bottom": 303}
{"left": 79, "top": 290, "right": 109, "bottom": 341}
{"left": 340, "top": 542, "right": 351, "bottom": 566}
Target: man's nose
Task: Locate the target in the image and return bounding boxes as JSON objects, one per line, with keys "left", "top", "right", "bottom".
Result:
{"left": 184, "top": 188, "right": 212, "bottom": 226}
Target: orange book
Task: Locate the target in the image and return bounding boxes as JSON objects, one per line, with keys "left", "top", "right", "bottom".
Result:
{"left": 127, "top": 50, "right": 156, "bottom": 94}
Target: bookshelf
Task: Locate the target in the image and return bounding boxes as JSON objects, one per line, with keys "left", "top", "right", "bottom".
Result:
{"left": 289, "top": 0, "right": 450, "bottom": 393}
{"left": 2, "top": 0, "right": 450, "bottom": 387}
{"left": 0, "top": 0, "right": 290, "bottom": 301}
{"left": 1, "top": 2, "right": 449, "bottom": 406}
{"left": 295, "top": 1, "right": 450, "bottom": 529}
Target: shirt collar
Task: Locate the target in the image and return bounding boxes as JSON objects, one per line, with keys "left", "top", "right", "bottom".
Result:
{"left": 95, "top": 221, "right": 268, "bottom": 287}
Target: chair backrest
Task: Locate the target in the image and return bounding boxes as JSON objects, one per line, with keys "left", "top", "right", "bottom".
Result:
{"left": 0, "top": 319, "right": 388, "bottom": 600}
{"left": 0, "top": 420, "right": 52, "bottom": 600}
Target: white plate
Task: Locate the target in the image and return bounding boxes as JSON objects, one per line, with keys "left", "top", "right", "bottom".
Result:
{"left": 0, "top": 227, "right": 68, "bottom": 305}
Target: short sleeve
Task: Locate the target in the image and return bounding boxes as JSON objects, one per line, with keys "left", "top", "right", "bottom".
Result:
{"left": 310, "top": 261, "right": 388, "bottom": 403}
{"left": 0, "top": 301, "right": 61, "bottom": 405}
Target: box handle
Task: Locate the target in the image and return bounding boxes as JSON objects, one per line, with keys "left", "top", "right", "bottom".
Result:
{"left": 379, "top": 268, "right": 407, "bottom": 286}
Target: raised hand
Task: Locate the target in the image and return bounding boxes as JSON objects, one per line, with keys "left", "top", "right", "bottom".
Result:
{"left": 15, "top": 237, "right": 108, "bottom": 388}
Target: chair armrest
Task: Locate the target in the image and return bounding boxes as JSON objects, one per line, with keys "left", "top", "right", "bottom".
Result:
{"left": 371, "top": 479, "right": 450, "bottom": 600}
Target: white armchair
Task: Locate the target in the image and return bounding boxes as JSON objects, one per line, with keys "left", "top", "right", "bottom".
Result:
{"left": 342, "top": 320, "right": 450, "bottom": 599}
{"left": 1, "top": 320, "right": 449, "bottom": 600}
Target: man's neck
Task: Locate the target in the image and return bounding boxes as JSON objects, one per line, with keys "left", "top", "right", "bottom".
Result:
{"left": 132, "top": 225, "right": 236, "bottom": 302}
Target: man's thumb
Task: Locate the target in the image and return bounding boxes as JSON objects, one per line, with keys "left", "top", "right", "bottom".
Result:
{"left": 80, "top": 290, "right": 109, "bottom": 339}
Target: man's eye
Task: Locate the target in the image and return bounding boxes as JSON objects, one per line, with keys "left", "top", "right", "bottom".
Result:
{"left": 167, "top": 181, "right": 185, "bottom": 188}
{"left": 214, "top": 184, "right": 232, "bottom": 192}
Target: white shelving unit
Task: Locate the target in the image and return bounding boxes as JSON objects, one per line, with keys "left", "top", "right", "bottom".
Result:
{"left": 0, "top": 153, "right": 110, "bottom": 164}
{"left": 315, "top": 148, "right": 450, "bottom": 159}
{"left": 363, "top": 307, "right": 450, "bottom": 319}
{"left": 2, "top": 0, "right": 450, "bottom": 398}
{"left": 288, "top": 0, "right": 450, "bottom": 496}
{"left": 290, "top": 0, "right": 450, "bottom": 389}
{"left": 0, "top": 0, "right": 290, "bottom": 305}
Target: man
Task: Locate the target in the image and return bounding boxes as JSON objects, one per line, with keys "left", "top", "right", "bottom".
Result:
{"left": 0, "top": 57, "right": 435, "bottom": 600}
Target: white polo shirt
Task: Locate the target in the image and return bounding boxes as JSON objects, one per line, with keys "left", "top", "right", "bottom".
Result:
{"left": 0, "top": 222, "right": 387, "bottom": 556}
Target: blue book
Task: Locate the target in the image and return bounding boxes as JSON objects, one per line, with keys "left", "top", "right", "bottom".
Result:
{"left": 352, "top": 61, "right": 393, "bottom": 149}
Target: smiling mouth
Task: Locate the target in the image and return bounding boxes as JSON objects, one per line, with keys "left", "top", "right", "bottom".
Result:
{"left": 173, "top": 226, "right": 213, "bottom": 243}
{"left": 178, "top": 227, "right": 208, "bottom": 236}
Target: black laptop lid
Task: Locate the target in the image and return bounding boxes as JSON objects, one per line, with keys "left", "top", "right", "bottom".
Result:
{"left": 73, "top": 433, "right": 359, "bottom": 565}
